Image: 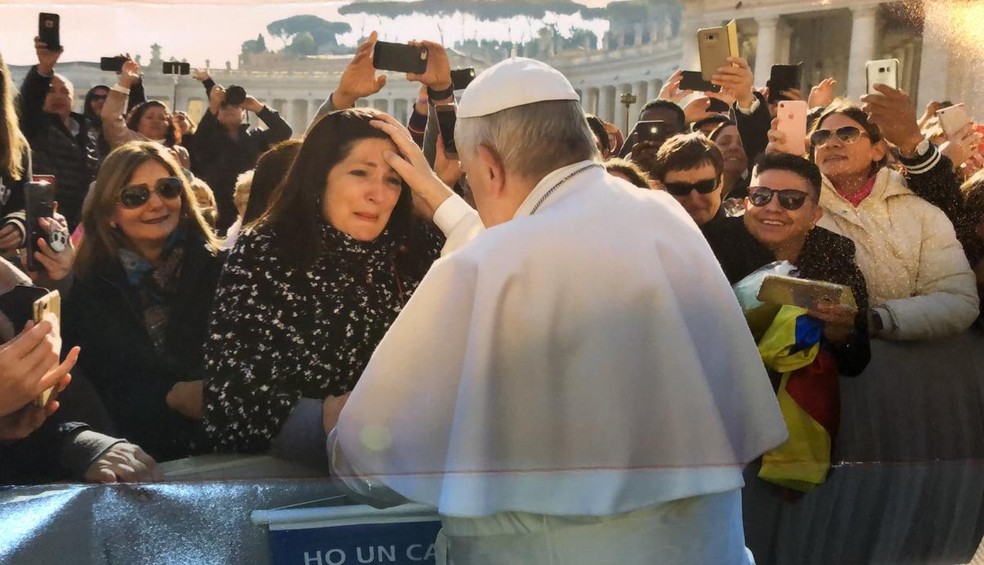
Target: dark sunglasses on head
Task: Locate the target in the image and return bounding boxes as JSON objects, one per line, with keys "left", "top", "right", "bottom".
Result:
{"left": 663, "top": 178, "right": 719, "bottom": 197}
{"left": 809, "top": 125, "right": 869, "bottom": 148}
{"left": 748, "top": 186, "right": 812, "bottom": 211}
{"left": 118, "top": 176, "right": 183, "bottom": 209}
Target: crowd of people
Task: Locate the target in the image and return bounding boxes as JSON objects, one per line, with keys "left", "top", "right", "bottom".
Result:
{"left": 2, "top": 22, "right": 984, "bottom": 563}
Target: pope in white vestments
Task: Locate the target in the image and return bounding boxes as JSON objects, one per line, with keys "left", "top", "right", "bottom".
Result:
{"left": 328, "top": 57, "right": 787, "bottom": 564}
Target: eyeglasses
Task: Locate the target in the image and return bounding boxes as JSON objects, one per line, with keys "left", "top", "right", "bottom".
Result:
{"left": 663, "top": 178, "right": 719, "bottom": 196}
{"left": 748, "top": 186, "right": 812, "bottom": 211}
{"left": 809, "top": 126, "right": 869, "bottom": 148}
{"left": 118, "top": 176, "right": 183, "bottom": 209}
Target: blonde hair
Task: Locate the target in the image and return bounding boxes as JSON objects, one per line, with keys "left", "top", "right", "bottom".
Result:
{"left": 0, "top": 50, "right": 27, "bottom": 180}
{"left": 75, "top": 141, "right": 219, "bottom": 276}
{"left": 233, "top": 169, "right": 253, "bottom": 217}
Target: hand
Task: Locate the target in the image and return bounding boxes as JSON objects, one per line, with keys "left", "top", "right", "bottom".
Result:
{"left": 860, "top": 84, "right": 922, "bottom": 156}
{"left": 84, "top": 443, "right": 163, "bottom": 483}
{"left": 334, "top": 31, "right": 387, "bottom": 110}
{"left": 323, "top": 392, "right": 350, "bottom": 434}
{"left": 629, "top": 140, "right": 660, "bottom": 171}
{"left": 0, "top": 317, "right": 78, "bottom": 417}
{"left": 683, "top": 96, "right": 713, "bottom": 125}
{"left": 940, "top": 123, "right": 981, "bottom": 169}
{"left": 808, "top": 77, "right": 837, "bottom": 109}
{"left": 22, "top": 215, "right": 74, "bottom": 283}
{"left": 781, "top": 88, "right": 804, "bottom": 102}
{"left": 370, "top": 113, "right": 456, "bottom": 220}
{"left": 406, "top": 40, "right": 451, "bottom": 93}
{"left": 711, "top": 57, "right": 754, "bottom": 109}
{"left": 166, "top": 380, "right": 204, "bottom": 420}
{"left": 765, "top": 117, "right": 797, "bottom": 156}
{"left": 0, "top": 224, "right": 23, "bottom": 254}
{"left": 706, "top": 89, "right": 736, "bottom": 108}
{"left": 34, "top": 36, "right": 62, "bottom": 75}
{"left": 118, "top": 59, "right": 141, "bottom": 89}
{"left": 918, "top": 100, "right": 945, "bottom": 129}
{"left": 208, "top": 85, "right": 226, "bottom": 115}
{"left": 191, "top": 69, "right": 210, "bottom": 82}
{"left": 433, "top": 134, "right": 463, "bottom": 189}
{"left": 0, "top": 403, "right": 54, "bottom": 441}
{"left": 242, "top": 95, "right": 264, "bottom": 113}
{"left": 657, "top": 69, "right": 692, "bottom": 103}
{"left": 808, "top": 302, "right": 858, "bottom": 344}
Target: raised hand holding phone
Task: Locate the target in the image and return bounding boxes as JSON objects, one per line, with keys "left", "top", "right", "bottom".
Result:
{"left": 405, "top": 40, "right": 452, "bottom": 96}
{"left": 860, "top": 84, "right": 922, "bottom": 157}
{"left": 334, "top": 31, "right": 387, "bottom": 110}
{"left": 774, "top": 101, "right": 808, "bottom": 156}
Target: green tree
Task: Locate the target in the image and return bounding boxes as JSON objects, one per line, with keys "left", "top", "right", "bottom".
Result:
{"left": 267, "top": 15, "right": 352, "bottom": 51}
{"left": 241, "top": 34, "right": 267, "bottom": 55}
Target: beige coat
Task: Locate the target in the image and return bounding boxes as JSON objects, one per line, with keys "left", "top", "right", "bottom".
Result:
{"left": 817, "top": 167, "right": 978, "bottom": 340}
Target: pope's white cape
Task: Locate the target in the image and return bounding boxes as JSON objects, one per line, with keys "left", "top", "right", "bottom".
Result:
{"left": 334, "top": 163, "right": 787, "bottom": 518}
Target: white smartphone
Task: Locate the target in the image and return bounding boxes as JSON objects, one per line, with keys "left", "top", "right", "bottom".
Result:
{"left": 865, "top": 59, "right": 899, "bottom": 94}
{"left": 937, "top": 103, "right": 972, "bottom": 139}
{"left": 775, "top": 100, "right": 808, "bottom": 156}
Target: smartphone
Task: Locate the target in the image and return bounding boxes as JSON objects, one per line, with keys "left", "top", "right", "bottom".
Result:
{"left": 372, "top": 41, "right": 427, "bottom": 74}
{"left": 758, "top": 275, "right": 856, "bottom": 311}
{"left": 25, "top": 179, "right": 55, "bottom": 273}
{"left": 707, "top": 98, "right": 730, "bottom": 113}
{"left": 697, "top": 20, "right": 738, "bottom": 81}
{"left": 937, "top": 103, "right": 972, "bottom": 140}
{"left": 32, "top": 290, "right": 61, "bottom": 408}
{"left": 38, "top": 13, "right": 61, "bottom": 51}
{"left": 435, "top": 104, "right": 458, "bottom": 158}
{"left": 767, "top": 63, "right": 803, "bottom": 104}
{"left": 162, "top": 62, "right": 191, "bottom": 75}
{"left": 634, "top": 120, "right": 670, "bottom": 145}
{"left": 100, "top": 56, "right": 128, "bottom": 73}
{"left": 866, "top": 58, "right": 899, "bottom": 94}
{"left": 0, "top": 285, "right": 50, "bottom": 333}
{"left": 450, "top": 68, "right": 477, "bottom": 91}
{"left": 775, "top": 100, "right": 808, "bottom": 156}
{"left": 679, "top": 70, "right": 720, "bottom": 93}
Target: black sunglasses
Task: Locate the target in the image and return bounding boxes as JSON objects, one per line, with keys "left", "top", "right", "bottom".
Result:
{"left": 663, "top": 178, "right": 719, "bottom": 197}
{"left": 90, "top": 94, "right": 108, "bottom": 101}
{"left": 748, "top": 186, "right": 812, "bottom": 211}
{"left": 118, "top": 176, "right": 183, "bottom": 209}
{"left": 809, "top": 125, "right": 869, "bottom": 148}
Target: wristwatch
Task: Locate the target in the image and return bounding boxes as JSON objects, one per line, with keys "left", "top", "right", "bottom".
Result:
{"left": 427, "top": 84, "right": 454, "bottom": 101}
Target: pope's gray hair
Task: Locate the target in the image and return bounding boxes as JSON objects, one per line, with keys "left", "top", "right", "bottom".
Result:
{"left": 455, "top": 100, "right": 600, "bottom": 181}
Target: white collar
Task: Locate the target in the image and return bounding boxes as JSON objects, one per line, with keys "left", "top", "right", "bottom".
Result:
{"left": 513, "top": 160, "right": 599, "bottom": 219}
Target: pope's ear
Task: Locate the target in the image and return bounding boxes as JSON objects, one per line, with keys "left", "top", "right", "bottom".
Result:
{"left": 476, "top": 144, "right": 506, "bottom": 196}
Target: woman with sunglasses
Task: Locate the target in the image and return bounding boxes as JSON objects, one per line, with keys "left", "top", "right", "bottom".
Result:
{"left": 201, "top": 109, "right": 442, "bottom": 467}
{"left": 63, "top": 141, "right": 222, "bottom": 461}
{"left": 774, "top": 100, "right": 979, "bottom": 341}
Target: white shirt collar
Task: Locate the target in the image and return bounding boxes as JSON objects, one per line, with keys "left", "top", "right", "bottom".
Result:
{"left": 513, "top": 160, "right": 599, "bottom": 219}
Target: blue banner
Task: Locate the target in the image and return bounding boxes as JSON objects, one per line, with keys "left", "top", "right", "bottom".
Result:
{"left": 269, "top": 520, "right": 442, "bottom": 565}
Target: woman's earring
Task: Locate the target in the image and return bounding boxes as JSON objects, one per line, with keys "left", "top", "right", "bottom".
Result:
{"left": 110, "top": 221, "right": 118, "bottom": 229}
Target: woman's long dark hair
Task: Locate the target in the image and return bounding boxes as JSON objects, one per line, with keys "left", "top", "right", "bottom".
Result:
{"left": 126, "top": 101, "right": 179, "bottom": 146}
{"left": 255, "top": 108, "right": 426, "bottom": 275}
{"left": 242, "top": 139, "right": 302, "bottom": 225}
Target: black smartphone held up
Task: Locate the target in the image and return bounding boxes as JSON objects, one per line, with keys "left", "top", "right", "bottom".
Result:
{"left": 39, "top": 13, "right": 61, "bottom": 51}
{"left": 0, "top": 285, "right": 50, "bottom": 333}
{"left": 634, "top": 120, "right": 670, "bottom": 145}
{"left": 679, "top": 70, "right": 720, "bottom": 94}
{"left": 767, "top": 63, "right": 803, "bottom": 104}
{"left": 100, "top": 56, "right": 128, "bottom": 72}
{"left": 372, "top": 41, "right": 427, "bottom": 74}
{"left": 451, "top": 68, "right": 477, "bottom": 90}
{"left": 162, "top": 61, "right": 191, "bottom": 75}
{"left": 435, "top": 104, "right": 458, "bottom": 158}
{"left": 25, "top": 178, "right": 55, "bottom": 273}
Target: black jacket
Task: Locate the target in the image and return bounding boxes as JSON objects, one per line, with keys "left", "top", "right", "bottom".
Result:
{"left": 707, "top": 218, "right": 871, "bottom": 377}
{"left": 18, "top": 66, "right": 100, "bottom": 229}
{"left": 191, "top": 103, "right": 292, "bottom": 233}
{"left": 62, "top": 235, "right": 224, "bottom": 461}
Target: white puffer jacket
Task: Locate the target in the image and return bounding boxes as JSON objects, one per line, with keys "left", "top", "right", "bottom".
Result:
{"left": 817, "top": 167, "right": 979, "bottom": 341}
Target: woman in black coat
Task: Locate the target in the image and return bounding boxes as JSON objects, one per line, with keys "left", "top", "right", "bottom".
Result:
{"left": 63, "top": 141, "right": 222, "bottom": 462}
{"left": 202, "top": 108, "right": 442, "bottom": 467}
